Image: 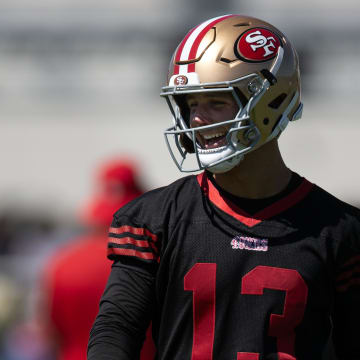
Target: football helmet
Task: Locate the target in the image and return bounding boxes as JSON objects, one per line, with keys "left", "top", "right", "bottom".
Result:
{"left": 160, "top": 14, "right": 303, "bottom": 173}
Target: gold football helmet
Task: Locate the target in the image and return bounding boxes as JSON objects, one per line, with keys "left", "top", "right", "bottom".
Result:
{"left": 161, "top": 14, "right": 303, "bottom": 173}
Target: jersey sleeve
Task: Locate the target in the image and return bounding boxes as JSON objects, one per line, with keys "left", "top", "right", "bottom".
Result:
{"left": 106, "top": 188, "right": 167, "bottom": 270}
{"left": 88, "top": 191, "right": 166, "bottom": 359}
{"left": 87, "top": 262, "right": 155, "bottom": 360}
{"left": 332, "top": 209, "right": 360, "bottom": 360}
{"left": 88, "top": 176, "right": 197, "bottom": 359}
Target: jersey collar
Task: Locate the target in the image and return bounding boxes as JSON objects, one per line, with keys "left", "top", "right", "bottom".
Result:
{"left": 197, "top": 171, "right": 314, "bottom": 227}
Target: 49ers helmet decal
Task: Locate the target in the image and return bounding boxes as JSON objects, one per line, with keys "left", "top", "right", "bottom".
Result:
{"left": 235, "top": 28, "right": 282, "bottom": 62}
{"left": 161, "top": 14, "right": 303, "bottom": 173}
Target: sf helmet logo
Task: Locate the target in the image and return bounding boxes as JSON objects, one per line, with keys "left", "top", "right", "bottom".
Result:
{"left": 246, "top": 31, "right": 276, "bottom": 57}
{"left": 235, "top": 28, "right": 282, "bottom": 62}
{"left": 174, "top": 75, "right": 188, "bottom": 85}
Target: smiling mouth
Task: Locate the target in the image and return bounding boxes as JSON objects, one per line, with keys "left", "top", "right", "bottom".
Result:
{"left": 197, "top": 131, "right": 227, "bottom": 149}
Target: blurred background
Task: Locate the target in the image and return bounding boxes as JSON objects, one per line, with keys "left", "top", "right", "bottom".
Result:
{"left": 0, "top": 0, "right": 359, "bottom": 358}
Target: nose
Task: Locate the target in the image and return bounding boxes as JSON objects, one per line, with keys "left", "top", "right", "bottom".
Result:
{"left": 189, "top": 104, "right": 209, "bottom": 128}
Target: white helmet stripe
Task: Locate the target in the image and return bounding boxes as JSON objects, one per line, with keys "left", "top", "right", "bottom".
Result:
{"left": 173, "top": 14, "right": 235, "bottom": 75}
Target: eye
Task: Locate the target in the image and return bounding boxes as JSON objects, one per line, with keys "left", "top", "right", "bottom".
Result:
{"left": 210, "top": 99, "right": 229, "bottom": 109}
{"left": 186, "top": 100, "right": 198, "bottom": 111}
{"left": 211, "top": 100, "right": 226, "bottom": 106}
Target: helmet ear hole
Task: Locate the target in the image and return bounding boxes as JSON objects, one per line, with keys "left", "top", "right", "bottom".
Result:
{"left": 263, "top": 118, "right": 270, "bottom": 125}
{"left": 268, "top": 93, "right": 287, "bottom": 109}
{"left": 180, "top": 134, "right": 195, "bottom": 153}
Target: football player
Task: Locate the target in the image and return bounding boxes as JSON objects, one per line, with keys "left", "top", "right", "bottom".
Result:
{"left": 88, "top": 15, "right": 360, "bottom": 360}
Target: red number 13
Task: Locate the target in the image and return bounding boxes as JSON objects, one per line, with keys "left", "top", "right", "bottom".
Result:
{"left": 184, "top": 264, "right": 308, "bottom": 360}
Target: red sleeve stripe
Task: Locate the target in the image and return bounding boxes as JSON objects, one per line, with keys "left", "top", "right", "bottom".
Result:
{"left": 108, "top": 236, "right": 158, "bottom": 254}
{"left": 336, "top": 264, "right": 360, "bottom": 282}
{"left": 109, "top": 226, "right": 157, "bottom": 242}
{"left": 107, "top": 247, "right": 156, "bottom": 261}
{"left": 109, "top": 236, "right": 150, "bottom": 248}
{"left": 336, "top": 278, "right": 360, "bottom": 292}
{"left": 338, "top": 255, "right": 360, "bottom": 268}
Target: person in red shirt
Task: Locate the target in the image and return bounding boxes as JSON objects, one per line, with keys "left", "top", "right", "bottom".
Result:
{"left": 38, "top": 158, "right": 155, "bottom": 360}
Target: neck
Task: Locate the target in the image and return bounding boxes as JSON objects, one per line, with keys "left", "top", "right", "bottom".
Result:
{"left": 213, "top": 139, "right": 292, "bottom": 199}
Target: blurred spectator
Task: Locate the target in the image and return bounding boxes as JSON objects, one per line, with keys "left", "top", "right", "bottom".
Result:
{"left": 35, "top": 157, "right": 155, "bottom": 360}
{"left": 79, "top": 158, "right": 144, "bottom": 228}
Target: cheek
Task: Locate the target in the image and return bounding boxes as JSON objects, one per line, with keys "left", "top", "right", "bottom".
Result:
{"left": 230, "top": 104, "right": 240, "bottom": 116}
{"left": 217, "top": 108, "right": 237, "bottom": 122}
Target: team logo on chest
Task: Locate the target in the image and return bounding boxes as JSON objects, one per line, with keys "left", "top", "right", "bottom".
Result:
{"left": 231, "top": 235, "right": 268, "bottom": 252}
{"left": 234, "top": 28, "right": 282, "bottom": 62}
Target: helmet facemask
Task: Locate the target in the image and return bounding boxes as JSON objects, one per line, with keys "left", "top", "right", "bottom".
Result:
{"left": 162, "top": 71, "right": 285, "bottom": 173}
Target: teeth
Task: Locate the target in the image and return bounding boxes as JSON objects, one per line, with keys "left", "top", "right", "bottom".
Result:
{"left": 198, "top": 145, "right": 227, "bottom": 154}
{"left": 202, "top": 132, "right": 225, "bottom": 140}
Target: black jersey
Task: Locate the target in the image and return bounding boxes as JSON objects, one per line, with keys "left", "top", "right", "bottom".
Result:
{"left": 88, "top": 172, "right": 360, "bottom": 360}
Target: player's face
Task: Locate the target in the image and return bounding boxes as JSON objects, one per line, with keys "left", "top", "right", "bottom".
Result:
{"left": 186, "top": 92, "right": 239, "bottom": 150}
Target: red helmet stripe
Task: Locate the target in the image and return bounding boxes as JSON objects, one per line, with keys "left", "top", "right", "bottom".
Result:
{"left": 173, "top": 26, "right": 198, "bottom": 75}
{"left": 173, "top": 14, "right": 236, "bottom": 76}
{"left": 187, "top": 14, "right": 235, "bottom": 73}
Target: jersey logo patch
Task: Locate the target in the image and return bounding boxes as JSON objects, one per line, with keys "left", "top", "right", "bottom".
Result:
{"left": 234, "top": 28, "right": 281, "bottom": 62}
{"left": 231, "top": 235, "right": 268, "bottom": 252}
